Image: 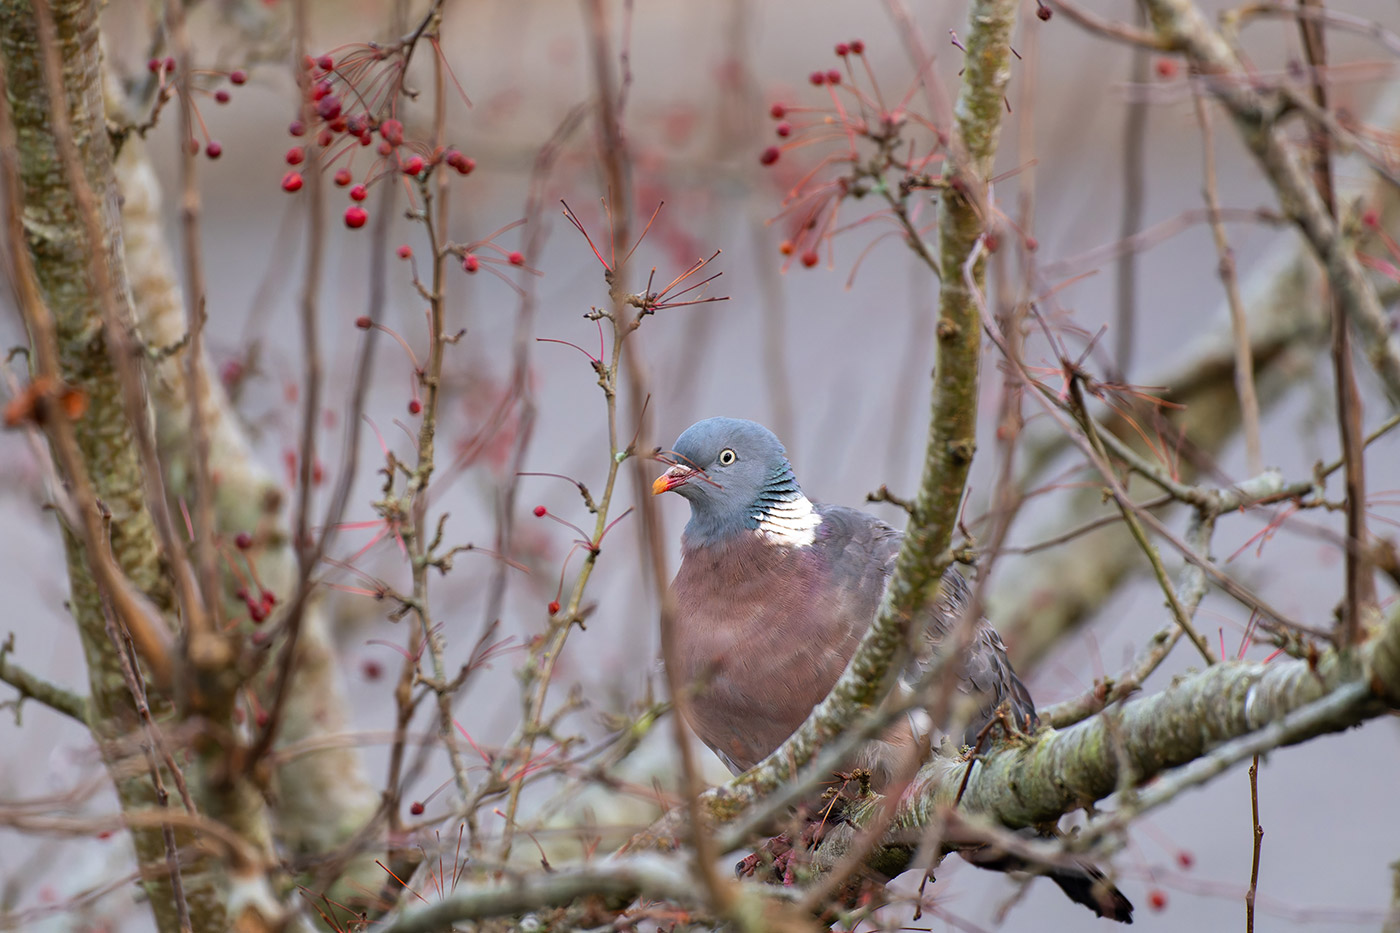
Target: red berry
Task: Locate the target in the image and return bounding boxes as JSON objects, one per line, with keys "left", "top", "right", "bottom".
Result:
{"left": 775, "top": 121, "right": 791, "bottom": 138}
{"left": 402, "top": 155, "right": 424, "bottom": 175}
{"left": 317, "top": 128, "right": 333, "bottom": 148}
{"left": 317, "top": 54, "right": 335, "bottom": 72}
{"left": 548, "top": 600, "right": 561, "bottom": 615}
{"left": 1036, "top": 3, "right": 1052, "bottom": 20}
{"left": 835, "top": 42, "right": 850, "bottom": 56}
{"left": 362, "top": 658, "right": 383, "bottom": 681}
{"left": 333, "top": 168, "right": 353, "bottom": 186}
{"left": 344, "top": 206, "right": 368, "bottom": 229}
{"left": 462, "top": 254, "right": 479, "bottom": 273}
{"left": 1156, "top": 58, "right": 1178, "bottom": 79}
{"left": 205, "top": 141, "right": 223, "bottom": 159}
{"left": 164, "top": 56, "right": 176, "bottom": 73}
{"left": 355, "top": 316, "right": 372, "bottom": 329}
{"left": 186, "top": 138, "right": 200, "bottom": 156}
{"left": 281, "top": 171, "right": 303, "bottom": 193}
{"left": 255, "top": 709, "right": 269, "bottom": 726}
{"left": 286, "top": 146, "right": 305, "bottom": 165}
{"left": 809, "top": 71, "right": 826, "bottom": 86}
{"left": 1148, "top": 890, "right": 1167, "bottom": 911}
{"left": 770, "top": 103, "right": 786, "bottom": 119}
{"left": 1362, "top": 208, "right": 1381, "bottom": 229}
{"left": 396, "top": 244, "right": 413, "bottom": 259}
{"left": 985, "top": 231, "right": 1000, "bottom": 253}
{"left": 250, "top": 603, "right": 267, "bottom": 624}
{"left": 229, "top": 69, "right": 248, "bottom": 85}
{"left": 800, "top": 250, "right": 819, "bottom": 268}
{"left": 850, "top": 39, "right": 865, "bottom": 54}
{"left": 147, "top": 58, "right": 161, "bottom": 74}
{"left": 377, "top": 141, "right": 392, "bottom": 156}
{"left": 235, "top": 531, "right": 253, "bottom": 550}
{"left": 408, "top": 399, "right": 422, "bottom": 415}
{"left": 214, "top": 89, "right": 231, "bottom": 104}
{"left": 409, "top": 801, "right": 425, "bottom": 816}
{"left": 533, "top": 506, "right": 547, "bottom": 517}
{"left": 826, "top": 69, "right": 842, "bottom": 85}
{"left": 760, "top": 146, "right": 780, "bottom": 166}
{"left": 288, "top": 119, "right": 306, "bottom": 137}
{"left": 508, "top": 251, "right": 525, "bottom": 266}
{"left": 778, "top": 240, "right": 794, "bottom": 256}
{"left": 380, "top": 119, "right": 404, "bottom": 146}
{"left": 349, "top": 184, "right": 368, "bottom": 202}
{"left": 1024, "top": 236, "right": 1039, "bottom": 252}
{"left": 1176, "top": 851, "right": 1195, "bottom": 869}
{"left": 446, "top": 150, "right": 476, "bottom": 175}
{"left": 315, "top": 95, "right": 342, "bottom": 121}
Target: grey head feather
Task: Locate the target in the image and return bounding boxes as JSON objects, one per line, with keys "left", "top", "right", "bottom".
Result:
{"left": 664, "top": 417, "right": 804, "bottom": 548}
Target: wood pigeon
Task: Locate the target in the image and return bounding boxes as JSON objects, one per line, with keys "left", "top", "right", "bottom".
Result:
{"left": 654, "top": 417, "right": 1133, "bottom": 923}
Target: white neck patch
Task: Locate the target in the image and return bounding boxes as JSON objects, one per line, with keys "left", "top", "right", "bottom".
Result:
{"left": 755, "top": 494, "right": 822, "bottom": 547}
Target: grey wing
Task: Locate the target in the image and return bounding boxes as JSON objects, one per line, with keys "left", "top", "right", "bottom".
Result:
{"left": 813, "top": 505, "right": 1038, "bottom": 745}
{"left": 908, "top": 564, "right": 1039, "bottom": 745}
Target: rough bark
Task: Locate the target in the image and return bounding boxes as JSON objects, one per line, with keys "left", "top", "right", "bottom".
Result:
{"left": 0, "top": 4, "right": 226, "bottom": 930}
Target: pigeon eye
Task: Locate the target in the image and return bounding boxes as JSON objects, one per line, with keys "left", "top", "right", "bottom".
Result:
{"left": 717, "top": 448, "right": 736, "bottom": 466}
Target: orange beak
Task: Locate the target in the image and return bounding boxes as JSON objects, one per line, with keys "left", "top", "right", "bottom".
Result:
{"left": 652, "top": 464, "right": 695, "bottom": 495}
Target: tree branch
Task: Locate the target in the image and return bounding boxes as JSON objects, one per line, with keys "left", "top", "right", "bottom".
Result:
{"left": 834, "top": 609, "right": 1397, "bottom": 864}
{"left": 380, "top": 854, "right": 799, "bottom": 933}
{"left": 0, "top": 636, "right": 89, "bottom": 723}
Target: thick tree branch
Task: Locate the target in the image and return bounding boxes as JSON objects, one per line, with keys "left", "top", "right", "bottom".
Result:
{"left": 836, "top": 607, "right": 1398, "bottom": 862}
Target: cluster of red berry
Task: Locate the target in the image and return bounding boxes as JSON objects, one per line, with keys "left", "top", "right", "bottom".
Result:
{"left": 279, "top": 52, "right": 476, "bottom": 230}
{"left": 144, "top": 57, "right": 248, "bottom": 159}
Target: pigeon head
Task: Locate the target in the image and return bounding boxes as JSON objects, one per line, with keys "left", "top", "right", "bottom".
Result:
{"left": 653, "top": 417, "right": 819, "bottom": 547}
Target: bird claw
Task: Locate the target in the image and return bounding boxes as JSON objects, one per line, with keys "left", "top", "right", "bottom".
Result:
{"left": 734, "top": 819, "right": 834, "bottom": 885}
{"left": 734, "top": 831, "right": 794, "bottom": 881}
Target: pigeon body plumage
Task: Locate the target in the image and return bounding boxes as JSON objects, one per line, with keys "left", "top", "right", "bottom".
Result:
{"left": 654, "top": 417, "right": 1133, "bottom": 923}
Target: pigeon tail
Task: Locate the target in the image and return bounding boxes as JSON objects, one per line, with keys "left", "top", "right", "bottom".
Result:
{"left": 1047, "top": 862, "right": 1135, "bottom": 923}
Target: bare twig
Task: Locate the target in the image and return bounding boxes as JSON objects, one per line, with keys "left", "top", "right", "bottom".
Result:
{"left": 0, "top": 636, "right": 89, "bottom": 724}
{"left": 1068, "top": 376, "right": 1215, "bottom": 662}
{"left": 1191, "top": 89, "right": 1261, "bottom": 474}
{"left": 1246, "top": 754, "right": 1262, "bottom": 931}
{"left": 1046, "top": 0, "right": 1170, "bottom": 50}
{"left": 1294, "top": 0, "right": 1375, "bottom": 647}
{"left": 1041, "top": 506, "right": 1220, "bottom": 728}
{"left": 165, "top": 0, "right": 219, "bottom": 638}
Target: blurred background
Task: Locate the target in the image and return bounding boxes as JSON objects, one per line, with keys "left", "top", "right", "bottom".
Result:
{"left": 2, "top": 0, "right": 1399, "bottom": 929}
